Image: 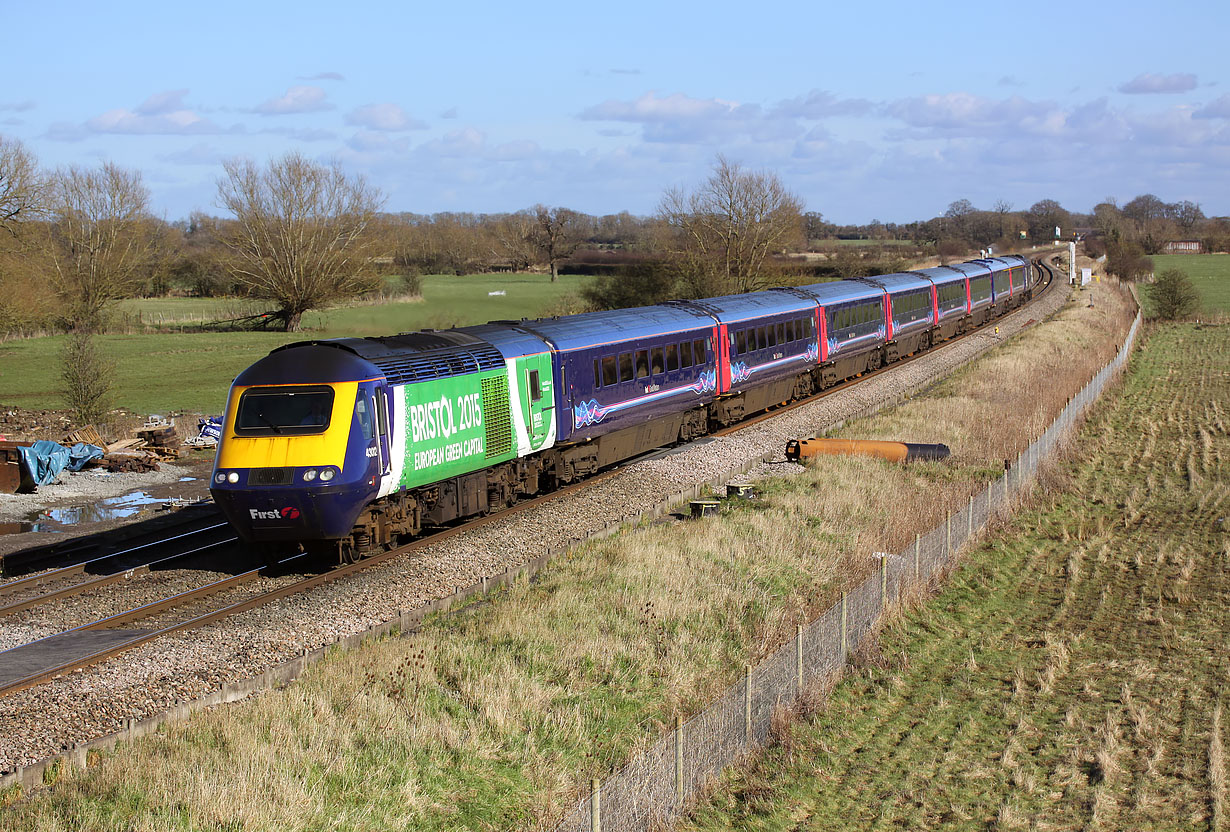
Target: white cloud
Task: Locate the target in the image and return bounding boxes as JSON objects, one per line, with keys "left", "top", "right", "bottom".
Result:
{"left": 345, "top": 103, "right": 427, "bottom": 131}
{"left": 157, "top": 143, "right": 228, "bottom": 166}
{"left": 136, "top": 89, "right": 190, "bottom": 115}
{"left": 772, "top": 90, "right": 875, "bottom": 119}
{"left": 1118, "top": 73, "right": 1198, "bottom": 94}
{"left": 0, "top": 99, "right": 35, "bottom": 112}
{"left": 252, "top": 85, "right": 332, "bottom": 115}
{"left": 260, "top": 126, "right": 338, "bottom": 142}
{"left": 299, "top": 72, "right": 345, "bottom": 81}
{"left": 85, "top": 107, "right": 234, "bottom": 135}
{"left": 1195, "top": 94, "right": 1230, "bottom": 119}
{"left": 581, "top": 91, "right": 741, "bottom": 123}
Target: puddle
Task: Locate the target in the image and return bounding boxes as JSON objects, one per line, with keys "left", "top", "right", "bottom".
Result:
{"left": 0, "top": 521, "right": 44, "bottom": 536}
{"left": 27, "top": 491, "right": 167, "bottom": 528}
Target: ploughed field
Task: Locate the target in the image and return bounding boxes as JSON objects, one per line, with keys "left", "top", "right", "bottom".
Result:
{"left": 679, "top": 322, "right": 1230, "bottom": 832}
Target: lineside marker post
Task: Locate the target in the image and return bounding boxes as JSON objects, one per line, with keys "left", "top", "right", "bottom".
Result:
{"left": 674, "top": 715, "right": 684, "bottom": 805}
{"left": 591, "top": 778, "right": 601, "bottom": 832}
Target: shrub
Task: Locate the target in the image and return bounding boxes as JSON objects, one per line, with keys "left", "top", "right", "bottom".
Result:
{"left": 1147, "top": 269, "right": 1201, "bottom": 320}
{"left": 61, "top": 332, "right": 115, "bottom": 425}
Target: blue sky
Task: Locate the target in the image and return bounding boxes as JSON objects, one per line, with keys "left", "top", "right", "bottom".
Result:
{"left": 5, "top": 0, "right": 1229, "bottom": 223}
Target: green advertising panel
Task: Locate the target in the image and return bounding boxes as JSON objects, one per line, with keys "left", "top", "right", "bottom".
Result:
{"left": 393, "top": 368, "right": 515, "bottom": 490}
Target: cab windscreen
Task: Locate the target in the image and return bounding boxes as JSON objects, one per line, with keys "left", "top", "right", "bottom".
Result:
{"left": 235, "top": 386, "right": 335, "bottom": 436}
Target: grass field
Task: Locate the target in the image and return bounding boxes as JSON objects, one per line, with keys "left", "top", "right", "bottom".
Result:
{"left": 680, "top": 322, "right": 1229, "bottom": 831}
{"left": 0, "top": 286, "right": 1139, "bottom": 830}
{"left": 1145, "top": 254, "right": 1230, "bottom": 315}
{"left": 0, "top": 273, "right": 590, "bottom": 415}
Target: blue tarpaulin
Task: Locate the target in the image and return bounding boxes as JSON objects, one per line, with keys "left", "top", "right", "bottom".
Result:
{"left": 67, "top": 442, "right": 105, "bottom": 471}
{"left": 17, "top": 440, "right": 72, "bottom": 487}
{"left": 15, "top": 440, "right": 105, "bottom": 489}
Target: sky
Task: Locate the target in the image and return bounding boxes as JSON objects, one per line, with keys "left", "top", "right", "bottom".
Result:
{"left": 5, "top": 0, "right": 1229, "bottom": 224}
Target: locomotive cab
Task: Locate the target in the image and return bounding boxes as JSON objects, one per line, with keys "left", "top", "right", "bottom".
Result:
{"left": 210, "top": 345, "right": 390, "bottom": 548}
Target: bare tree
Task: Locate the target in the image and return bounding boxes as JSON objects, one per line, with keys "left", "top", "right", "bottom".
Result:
{"left": 658, "top": 155, "right": 804, "bottom": 296}
{"left": 48, "top": 162, "right": 157, "bottom": 331}
{"left": 217, "top": 152, "right": 385, "bottom": 331}
{"left": 1168, "top": 200, "right": 1204, "bottom": 232}
{"left": 492, "top": 211, "right": 538, "bottom": 272}
{"left": 992, "top": 199, "right": 1014, "bottom": 239}
{"left": 0, "top": 135, "right": 46, "bottom": 237}
{"left": 528, "top": 205, "right": 583, "bottom": 281}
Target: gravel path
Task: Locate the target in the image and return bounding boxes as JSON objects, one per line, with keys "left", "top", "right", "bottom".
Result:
{"left": 0, "top": 280, "right": 1071, "bottom": 772}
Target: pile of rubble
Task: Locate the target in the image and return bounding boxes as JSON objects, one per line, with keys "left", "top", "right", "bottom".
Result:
{"left": 1, "top": 417, "right": 219, "bottom": 492}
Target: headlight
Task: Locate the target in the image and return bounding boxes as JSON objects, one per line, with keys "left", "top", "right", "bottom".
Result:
{"left": 319, "top": 468, "right": 335, "bottom": 482}
{"left": 214, "top": 472, "right": 226, "bottom": 484}
{"left": 227, "top": 472, "right": 240, "bottom": 484}
{"left": 303, "top": 469, "right": 318, "bottom": 482}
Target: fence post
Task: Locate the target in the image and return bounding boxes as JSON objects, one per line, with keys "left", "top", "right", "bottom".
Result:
{"left": 913, "top": 533, "right": 920, "bottom": 580}
{"left": 880, "top": 556, "right": 887, "bottom": 608}
{"left": 591, "top": 778, "right": 601, "bottom": 832}
{"left": 840, "top": 592, "right": 848, "bottom": 662}
{"left": 968, "top": 494, "right": 974, "bottom": 538}
{"left": 744, "top": 665, "right": 753, "bottom": 745}
{"left": 1003, "top": 469, "right": 1009, "bottom": 504}
{"left": 796, "top": 624, "right": 804, "bottom": 695}
{"left": 674, "top": 715, "right": 683, "bottom": 805}
{"left": 945, "top": 511, "right": 951, "bottom": 558}
{"left": 988, "top": 479, "right": 995, "bottom": 516}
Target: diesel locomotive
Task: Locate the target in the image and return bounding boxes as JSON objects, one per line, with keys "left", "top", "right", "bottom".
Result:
{"left": 211, "top": 255, "right": 1034, "bottom": 561}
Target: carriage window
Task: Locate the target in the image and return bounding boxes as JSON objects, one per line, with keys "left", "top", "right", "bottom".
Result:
{"left": 736, "top": 329, "right": 747, "bottom": 355}
{"left": 786, "top": 320, "right": 795, "bottom": 342}
{"left": 594, "top": 359, "right": 601, "bottom": 388}
{"left": 651, "top": 347, "right": 664, "bottom": 375}
{"left": 528, "top": 369, "right": 542, "bottom": 402}
{"left": 680, "top": 341, "right": 693, "bottom": 368}
{"left": 619, "top": 352, "right": 633, "bottom": 383}
{"left": 803, "top": 316, "right": 813, "bottom": 337}
{"left": 665, "top": 343, "right": 679, "bottom": 372}
{"left": 776, "top": 323, "right": 785, "bottom": 345}
{"left": 753, "top": 327, "right": 763, "bottom": 350}
{"left": 693, "top": 339, "right": 706, "bottom": 362}
{"left": 766, "top": 325, "right": 776, "bottom": 348}
{"left": 603, "top": 356, "right": 619, "bottom": 387}
{"left": 635, "top": 350, "right": 650, "bottom": 379}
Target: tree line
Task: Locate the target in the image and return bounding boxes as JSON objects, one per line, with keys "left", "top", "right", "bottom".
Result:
{"left": 2, "top": 132, "right": 1226, "bottom": 338}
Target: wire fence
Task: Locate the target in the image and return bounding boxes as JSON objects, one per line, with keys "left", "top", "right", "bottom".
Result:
{"left": 552, "top": 312, "right": 1142, "bottom": 832}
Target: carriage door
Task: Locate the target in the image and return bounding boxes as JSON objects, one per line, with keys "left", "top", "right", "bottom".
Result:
{"left": 524, "top": 356, "right": 552, "bottom": 450}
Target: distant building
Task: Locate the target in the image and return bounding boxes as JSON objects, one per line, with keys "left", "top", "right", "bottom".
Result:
{"left": 1164, "top": 240, "right": 1202, "bottom": 254}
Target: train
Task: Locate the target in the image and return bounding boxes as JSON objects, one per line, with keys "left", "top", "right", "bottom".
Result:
{"left": 210, "top": 254, "right": 1035, "bottom": 561}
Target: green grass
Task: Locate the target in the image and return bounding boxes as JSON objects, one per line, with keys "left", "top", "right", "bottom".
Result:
{"left": 1145, "top": 254, "right": 1230, "bottom": 315}
{"left": 679, "top": 323, "right": 1230, "bottom": 832}
{"left": 0, "top": 274, "right": 591, "bottom": 415}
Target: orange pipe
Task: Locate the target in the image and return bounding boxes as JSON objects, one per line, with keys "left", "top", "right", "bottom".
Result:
{"left": 785, "top": 438, "right": 950, "bottom": 464}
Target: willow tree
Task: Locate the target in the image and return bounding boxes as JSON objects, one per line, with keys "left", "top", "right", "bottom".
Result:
{"left": 658, "top": 154, "right": 804, "bottom": 297}
{"left": 217, "top": 152, "right": 386, "bottom": 331}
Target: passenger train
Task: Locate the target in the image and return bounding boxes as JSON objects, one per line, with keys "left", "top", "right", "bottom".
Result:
{"left": 211, "top": 255, "right": 1035, "bottom": 561}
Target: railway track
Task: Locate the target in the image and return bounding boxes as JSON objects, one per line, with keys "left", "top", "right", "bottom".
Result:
{"left": 0, "top": 254, "right": 1058, "bottom": 698}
